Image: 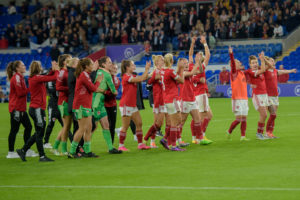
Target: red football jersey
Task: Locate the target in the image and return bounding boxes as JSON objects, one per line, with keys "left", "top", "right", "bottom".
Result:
{"left": 56, "top": 68, "right": 69, "bottom": 105}
{"left": 245, "top": 69, "right": 267, "bottom": 95}
{"left": 29, "top": 71, "right": 58, "bottom": 110}
{"left": 264, "top": 69, "right": 278, "bottom": 96}
{"left": 104, "top": 75, "right": 120, "bottom": 107}
{"left": 8, "top": 72, "right": 29, "bottom": 113}
{"left": 148, "top": 69, "right": 164, "bottom": 108}
{"left": 181, "top": 64, "right": 196, "bottom": 101}
{"left": 119, "top": 73, "right": 137, "bottom": 107}
{"left": 73, "top": 71, "right": 100, "bottom": 109}
{"left": 160, "top": 68, "right": 180, "bottom": 104}
{"left": 193, "top": 64, "right": 208, "bottom": 96}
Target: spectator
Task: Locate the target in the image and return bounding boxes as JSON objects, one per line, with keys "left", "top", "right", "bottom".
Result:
{"left": 273, "top": 23, "right": 284, "bottom": 38}
{"left": 219, "top": 67, "right": 230, "bottom": 85}
{"left": 208, "top": 32, "right": 216, "bottom": 49}
{"left": 277, "top": 65, "right": 289, "bottom": 83}
{"left": 7, "top": 2, "right": 17, "bottom": 15}
{"left": 50, "top": 43, "right": 60, "bottom": 61}
{"left": 0, "top": 35, "right": 9, "bottom": 49}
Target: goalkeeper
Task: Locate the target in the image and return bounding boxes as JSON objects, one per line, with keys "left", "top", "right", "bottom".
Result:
{"left": 91, "top": 56, "right": 122, "bottom": 154}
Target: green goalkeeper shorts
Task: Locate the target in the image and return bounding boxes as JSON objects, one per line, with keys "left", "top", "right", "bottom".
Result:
{"left": 93, "top": 105, "right": 107, "bottom": 121}
{"left": 58, "top": 101, "right": 70, "bottom": 117}
{"left": 73, "top": 106, "right": 93, "bottom": 120}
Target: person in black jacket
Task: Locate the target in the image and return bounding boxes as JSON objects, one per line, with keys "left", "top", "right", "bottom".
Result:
{"left": 43, "top": 80, "right": 63, "bottom": 148}
{"left": 67, "top": 57, "right": 84, "bottom": 154}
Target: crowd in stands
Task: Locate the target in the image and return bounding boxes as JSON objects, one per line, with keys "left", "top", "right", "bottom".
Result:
{"left": 0, "top": 0, "right": 300, "bottom": 52}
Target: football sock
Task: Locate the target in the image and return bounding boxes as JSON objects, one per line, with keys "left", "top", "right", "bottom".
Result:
{"left": 70, "top": 141, "right": 79, "bottom": 154}
{"left": 53, "top": 140, "right": 61, "bottom": 150}
{"left": 83, "top": 141, "right": 91, "bottom": 153}
{"left": 228, "top": 120, "right": 240, "bottom": 134}
{"left": 103, "top": 129, "right": 114, "bottom": 150}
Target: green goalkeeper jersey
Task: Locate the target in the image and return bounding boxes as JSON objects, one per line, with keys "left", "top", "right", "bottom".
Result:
{"left": 92, "top": 68, "right": 116, "bottom": 108}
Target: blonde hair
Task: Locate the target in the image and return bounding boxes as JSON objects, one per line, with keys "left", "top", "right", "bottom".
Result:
{"left": 164, "top": 53, "right": 173, "bottom": 68}
{"left": 198, "top": 51, "right": 205, "bottom": 64}
{"left": 29, "top": 61, "right": 42, "bottom": 77}
{"left": 152, "top": 55, "right": 164, "bottom": 68}
{"left": 67, "top": 57, "right": 79, "bottom": 68}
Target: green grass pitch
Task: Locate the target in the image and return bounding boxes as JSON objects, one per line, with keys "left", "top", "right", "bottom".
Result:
{"left": 0, "top": 97, "right": 300, "bottom": 200}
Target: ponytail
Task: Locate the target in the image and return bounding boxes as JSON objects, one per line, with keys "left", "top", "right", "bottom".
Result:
{"left": 6, "top": 60, "right": 22, "bottom": 80}
{"left": 6, "top": 62, "right": 15, "bottom": 81}
{"left": 121, "top": 60, "right": 131, "bottom": 77}
{"left": 74, "top": 58, "right": 92, "bottom": 77}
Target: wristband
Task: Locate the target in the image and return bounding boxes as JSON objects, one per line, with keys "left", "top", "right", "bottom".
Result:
{"left": 204, "top": 43, "right": 208, "bottom": 47}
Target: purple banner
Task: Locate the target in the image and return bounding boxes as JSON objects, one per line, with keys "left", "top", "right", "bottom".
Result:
{"left": 216, "top": 84, "right": 300, "bottom": 97}
{"left": 106, "top": 45, "right": 144, "bottom": 63}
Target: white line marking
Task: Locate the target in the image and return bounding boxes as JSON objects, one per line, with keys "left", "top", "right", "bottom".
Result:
{"left": 0, "top": 185, "right": 300, "bottom": 191}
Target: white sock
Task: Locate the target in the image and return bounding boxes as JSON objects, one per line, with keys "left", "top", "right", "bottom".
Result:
{"left": 119, "top": 144, "right": 124, "bottom": 148}
{"left": 192, "top": 136, "right": 196, "bottom": 141}
{"left": 151, "top": 139, "right": 155, "bottom": 143}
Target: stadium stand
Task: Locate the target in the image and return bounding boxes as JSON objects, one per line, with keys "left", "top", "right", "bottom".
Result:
{"left": 0, "top": 0, "right": 300, "bottom": 100}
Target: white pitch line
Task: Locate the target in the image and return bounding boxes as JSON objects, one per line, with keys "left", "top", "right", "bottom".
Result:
{"left": 0, "top": 185, "right": 300, "bottom": 191}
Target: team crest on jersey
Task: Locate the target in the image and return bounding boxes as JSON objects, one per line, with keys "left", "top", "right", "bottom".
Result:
{"left": 97, "top": 111, "right": 100, "bottom": 115}
{"left": 52, "top": 117, "right": 56, "bottom": 122}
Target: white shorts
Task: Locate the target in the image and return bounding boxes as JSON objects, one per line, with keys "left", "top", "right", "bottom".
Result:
{"left": 268, "top": 96, "right": 279, "bottom": 106}
{"left": 196, "top": 94, "right": 210, "bottom": 112}
{"left": 232, "top": 99, "right": 249, "bottom": 116}
{"left": 165, "top": 101, "right": 180, "bottom": 115}
{"left": 252, "top": 94, "right": 269, "bottom": 110}
{"left": 153, "top": 105, "right": 167, "bottom": 114}
{"left": 180, "top": 101, "right": 198, "bottom": 114}
{"left": 119, "top": 106, "right": 138, "bottom": 117}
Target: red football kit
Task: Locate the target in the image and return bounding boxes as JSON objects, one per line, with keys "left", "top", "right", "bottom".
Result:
{"left": 119, "top": 73, "right": 137, "bottom": 107}
{"left": 29, "top": 71, "right": 58, "bottom": 110}
{"left": 73, "top": 71, "right": 100, "bottom": 109}
{"left": 8, "top": 72, "right": 29, "bottom": 113}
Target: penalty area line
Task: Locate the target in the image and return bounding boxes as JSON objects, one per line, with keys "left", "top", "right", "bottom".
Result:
{"left": 0, "top": 185, "right": 300, "bottom": 191}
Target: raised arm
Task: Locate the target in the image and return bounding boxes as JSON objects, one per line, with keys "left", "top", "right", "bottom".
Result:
{"left": 229, "top": 47, "right": 236, "bottom": 74}
{"left": 278, "top": 69, "right": 297, "bottom": 75}
{"left": 189, "top": 36, "right": 196, "bottom": 64}
{"left": 201, "top": 35, "right": 210, "bottom": 66}
{"left": 256, "top": 52, "right": 266, "bottom": 76}
{"left": 175, "top": 65, "right": 184, "bottom": 84}
{"left": 130, "top": 61, "right": 151, "bottom": 83}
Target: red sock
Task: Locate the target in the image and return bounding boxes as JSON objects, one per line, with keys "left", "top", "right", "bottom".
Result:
{"left": 119, "top": 131, "right": 127, "bottom": 145}
{"left": 201, "top": 118, "right": 210, "bottom": 133}
{"left": 136, "top": 130, "right": 143, "bottom": 144}
{"left": 241, "top": 118, "right": 247, "bottom": 136}
{"left": 164, "top": 125, "right": 170, "bottom": 140}
{"left": 194, "top": 122, "right": 202, "bottom": 139}
{"left": 257, "top": 122, "right": 265, "bottom": 134}
{"left": 144, "top": 124, "right": 158, "bottom": 141}
{"left": 170, "top": 126, "right": 177, "bottom": 146}
{"left": 191, "top": 120, "right": 196, "bottom": 137}
{"left": 266, "top": 114, "right": 276, "bottom": 133}
{"left": 177, "top": 124, "right": 183, "bottom": 140}
{"left": 228, "top": 120, "right": 240, "bottom": 134}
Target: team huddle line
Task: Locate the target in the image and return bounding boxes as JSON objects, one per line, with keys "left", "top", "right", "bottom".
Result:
{"left": 6, "top": 35, "right": 296, "bottom": 161}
